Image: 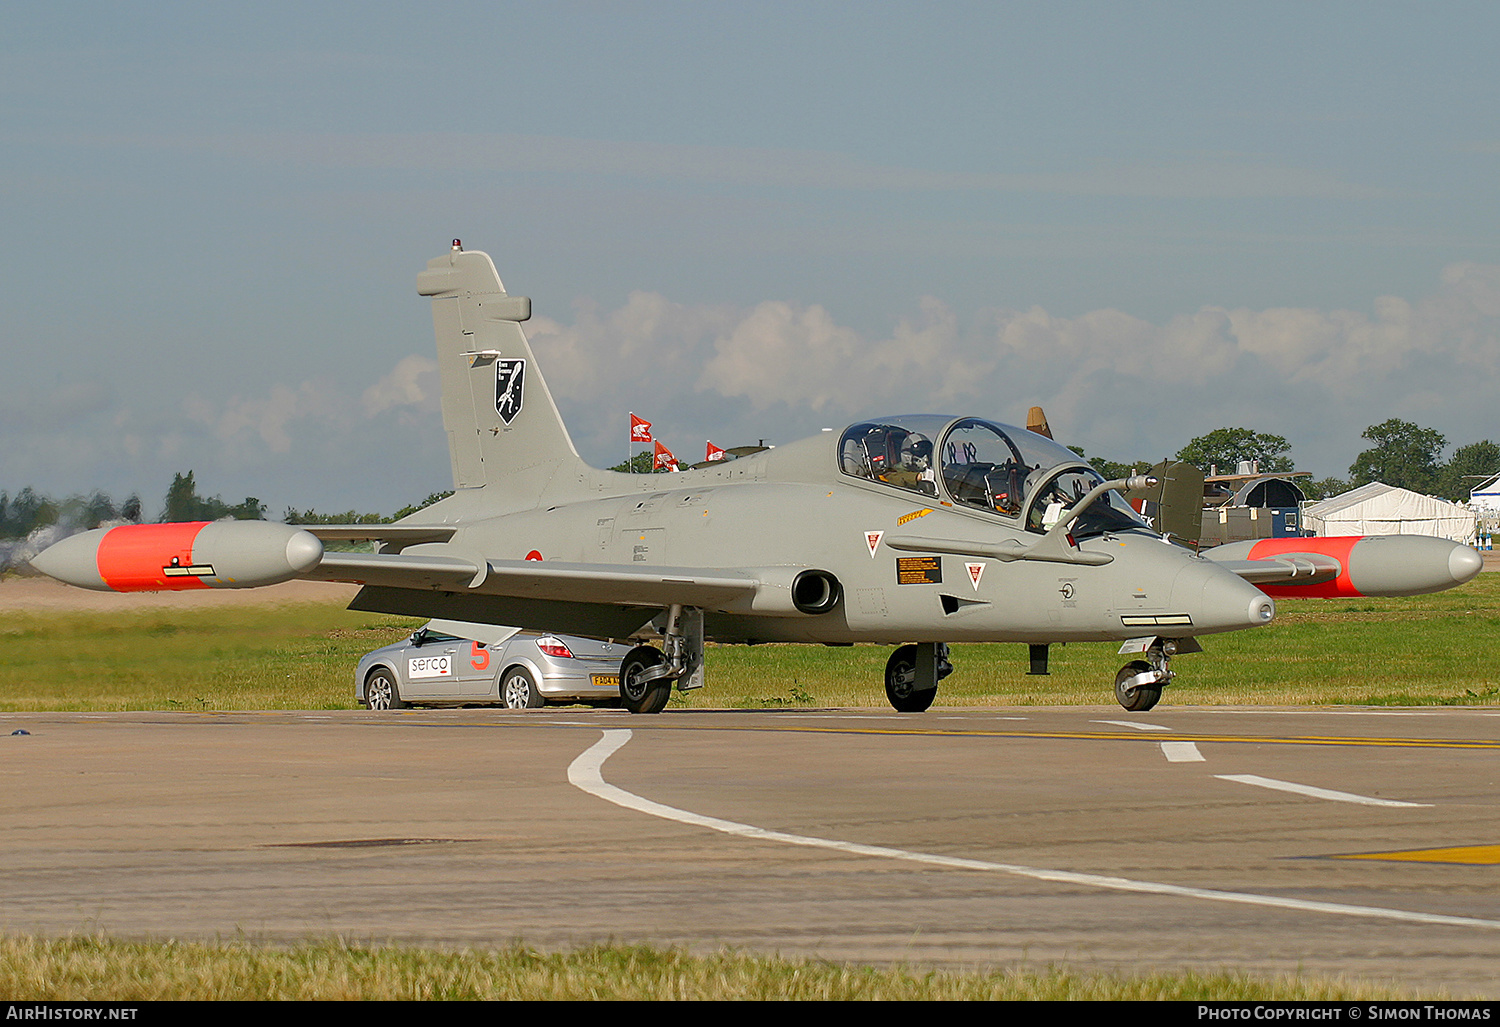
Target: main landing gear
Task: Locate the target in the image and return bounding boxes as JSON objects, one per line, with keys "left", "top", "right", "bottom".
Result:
{"left": 884, "top": 642, "right": 953, "bottom": 712}
{"left": 619, "top": 604, "right": 705, "bottom": 714}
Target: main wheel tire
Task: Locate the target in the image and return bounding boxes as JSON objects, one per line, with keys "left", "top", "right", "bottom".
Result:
{"left": 1114, "top": 660, "right": 1162, "bottom": 712}
{"left": 500, "top": 666, "right": 545, "bottom": 709}
{"left": 885, "top": 644, "right": 936, "bottom": 713}
{"left": 365, "top": 668, "right": 407, "bottom": 711}
{"left": 619, "top": 645, "right": 672, "bottom": 715}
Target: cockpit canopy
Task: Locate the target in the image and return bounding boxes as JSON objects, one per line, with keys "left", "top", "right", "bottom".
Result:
{"left": 839, "top": 415, "right": 1149, "bottom": 537}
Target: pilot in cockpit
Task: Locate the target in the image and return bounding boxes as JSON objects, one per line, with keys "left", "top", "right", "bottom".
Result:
{"left": 882, "top": 434, "right": 938, "bottom": 495}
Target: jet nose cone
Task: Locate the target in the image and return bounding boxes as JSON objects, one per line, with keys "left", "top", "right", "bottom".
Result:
{"left": 1450, "top": 545, "right": 1483, "bottom": 586}
{"left": 1172, "top": 559, "right": 1276, "bottom": 634}
{"left": 29, "top": 529, "right": 108, "bottom": 590}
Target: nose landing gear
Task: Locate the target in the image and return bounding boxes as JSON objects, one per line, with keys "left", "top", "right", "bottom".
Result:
{"left": 1114, "top": 660, "right": 1165, "bottom": 711}
{"left": 1113, "top": 637, "right": 1196, "bottom": 711}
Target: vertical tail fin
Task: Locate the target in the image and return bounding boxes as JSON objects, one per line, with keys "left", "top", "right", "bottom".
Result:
{"left": 417, "top": 245, "right": 586, "bottom": 506}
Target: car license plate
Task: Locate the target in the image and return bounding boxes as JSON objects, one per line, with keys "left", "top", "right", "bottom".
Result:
{"left": 590, "top": 674, "right": 619, "bottom": 688}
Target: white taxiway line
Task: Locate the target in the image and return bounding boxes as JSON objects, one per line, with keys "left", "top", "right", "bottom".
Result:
{"left": 568, "top": 729, "right": 1493, "bottom": 930}
{"left": 1160, "top": 741, "right": 1205, "bottom": 762}
{"left": 1216, "top": 773, "right": 1432, "bottom": 808}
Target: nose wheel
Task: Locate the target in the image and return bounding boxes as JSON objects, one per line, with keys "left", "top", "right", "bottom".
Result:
{"left": 1113, "top": 638, "right": 1181, "bottom": 711}
{"left": 1114, "top": 661, "right": 1162, "bottom": 711}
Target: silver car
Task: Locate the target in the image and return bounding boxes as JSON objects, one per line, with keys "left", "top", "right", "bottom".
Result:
{"left": 356, "top": 620, "right": 625, "bottom": 710}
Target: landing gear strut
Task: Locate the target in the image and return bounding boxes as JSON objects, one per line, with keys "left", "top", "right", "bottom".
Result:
{"left": 619, "top": 604, "right": 704, "bottom": 714}
{"left": 620, "top": 645, "right": 672, "bottom": 714}
{"left": 884, "top": 642, "right": 953, "bottom": 713}
{"left": 1113, "top": 637, "right": 1189, "bottom": 712}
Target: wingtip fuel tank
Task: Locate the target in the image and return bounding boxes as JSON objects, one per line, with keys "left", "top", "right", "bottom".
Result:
{"left": 1211, "top": 535, "right": 1483, "bottom": 599}
{"left": 31, "top": 521, "right": 324, "bottom": 592}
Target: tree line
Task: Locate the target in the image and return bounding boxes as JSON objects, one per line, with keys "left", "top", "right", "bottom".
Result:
{"left": 1, "top": 471, "right": 452, "bottom": 540}
{"left": 1074, "top": 419, "right": 1495, "bottom": 503}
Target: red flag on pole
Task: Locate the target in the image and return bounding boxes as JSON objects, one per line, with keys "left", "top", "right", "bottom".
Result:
{"left": 653, "top": 440, "right": 678, "bottom": 471}
{"left": 630, "top": 413, "right": 653, "bottom": 443}
{"left": 706, "top": 441, "right": 726, "bottom": 462}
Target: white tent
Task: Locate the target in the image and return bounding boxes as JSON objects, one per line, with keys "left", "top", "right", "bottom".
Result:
{"left": 1470, "top": 473, "right": 1500, "bottom": 517}
{"left": 1305, "top": 482, "right": 1477, "bottom": 544}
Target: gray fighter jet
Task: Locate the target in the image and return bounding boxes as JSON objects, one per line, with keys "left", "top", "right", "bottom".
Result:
{"left": 34, "top": 242, "right": 1484, "bottom": 713}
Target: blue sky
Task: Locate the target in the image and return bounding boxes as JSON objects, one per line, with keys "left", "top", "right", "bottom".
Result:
{"left": 3, "top": 2, "right": 1498, "bottom": 516}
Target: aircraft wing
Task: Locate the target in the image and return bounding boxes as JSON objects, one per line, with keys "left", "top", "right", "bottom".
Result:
{"left": 296, "top": 522, "right": 771, "bottom": 609}
{"left": 26, "top": 518, "right": 843, "bottom": 640}
{"left": 316, "top": 551, "right": 818, "bottom": 639}
{"left": 301, "top": 524, "right": 457, "bottom": 545}
{"left": 308, "top": 552, "right": 762, "bottom": 608}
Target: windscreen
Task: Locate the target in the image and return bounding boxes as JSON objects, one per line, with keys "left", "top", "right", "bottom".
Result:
{"left": 1020, "top": 463, "right": 1150, "bottom": 538}
{"left": 938, "top": 418, "right": 1088, "bottom": 518}
{"left": 841, "top": 415, "right": 1148, "bottom": 537}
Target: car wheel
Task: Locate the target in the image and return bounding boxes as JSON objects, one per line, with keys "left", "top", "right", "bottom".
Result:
{"left": 501, "top": 666, "right": 545, "bottom": 709}
{"left": 365, "top": 668, "right": 406, "bottom": 711}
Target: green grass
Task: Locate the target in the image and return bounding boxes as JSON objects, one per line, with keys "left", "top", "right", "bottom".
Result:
{"left": 0, "top": 936, "right": 1417, "bottom": 1001}
{"left": 0, "top": 604, "right": 421, "bottom": 711}
{"left": 2, "top": 575, "right": 1498, "bottom": 712}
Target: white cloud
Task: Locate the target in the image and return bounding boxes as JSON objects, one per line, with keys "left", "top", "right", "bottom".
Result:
{"left": 9, "top": 266, "right": 1499, "bottom": 510}
{"left": 361, "top": 355, "right": 440, "bottom": 418}
{"left": 528, "top": 263, "right": 1500, "bottom": 474}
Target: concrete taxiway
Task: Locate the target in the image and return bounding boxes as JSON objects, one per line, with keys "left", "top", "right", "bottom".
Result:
{"left": 2, "top": 705, "right": 1497, "bottom": 995}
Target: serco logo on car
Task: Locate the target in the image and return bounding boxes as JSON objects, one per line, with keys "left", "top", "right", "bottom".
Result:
{"left": 408, "top": 655, "right": 452, "bottom": 678}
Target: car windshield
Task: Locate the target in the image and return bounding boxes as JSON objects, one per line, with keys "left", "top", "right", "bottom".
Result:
{"left": 839, "top": 415, "right": 1148, "bottom": 538}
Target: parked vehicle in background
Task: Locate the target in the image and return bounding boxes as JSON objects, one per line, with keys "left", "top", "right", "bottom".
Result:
{"left": 356, "top": 620, "right": 624, "bottom": 710}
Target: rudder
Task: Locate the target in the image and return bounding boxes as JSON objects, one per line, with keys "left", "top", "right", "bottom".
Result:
{"left": 417, "top": 243, "right": 585, "bottom": 506}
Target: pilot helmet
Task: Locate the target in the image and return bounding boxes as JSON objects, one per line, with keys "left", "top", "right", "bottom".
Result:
{"left": 900, "top": 434, "right": 933, "bottom": 468}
